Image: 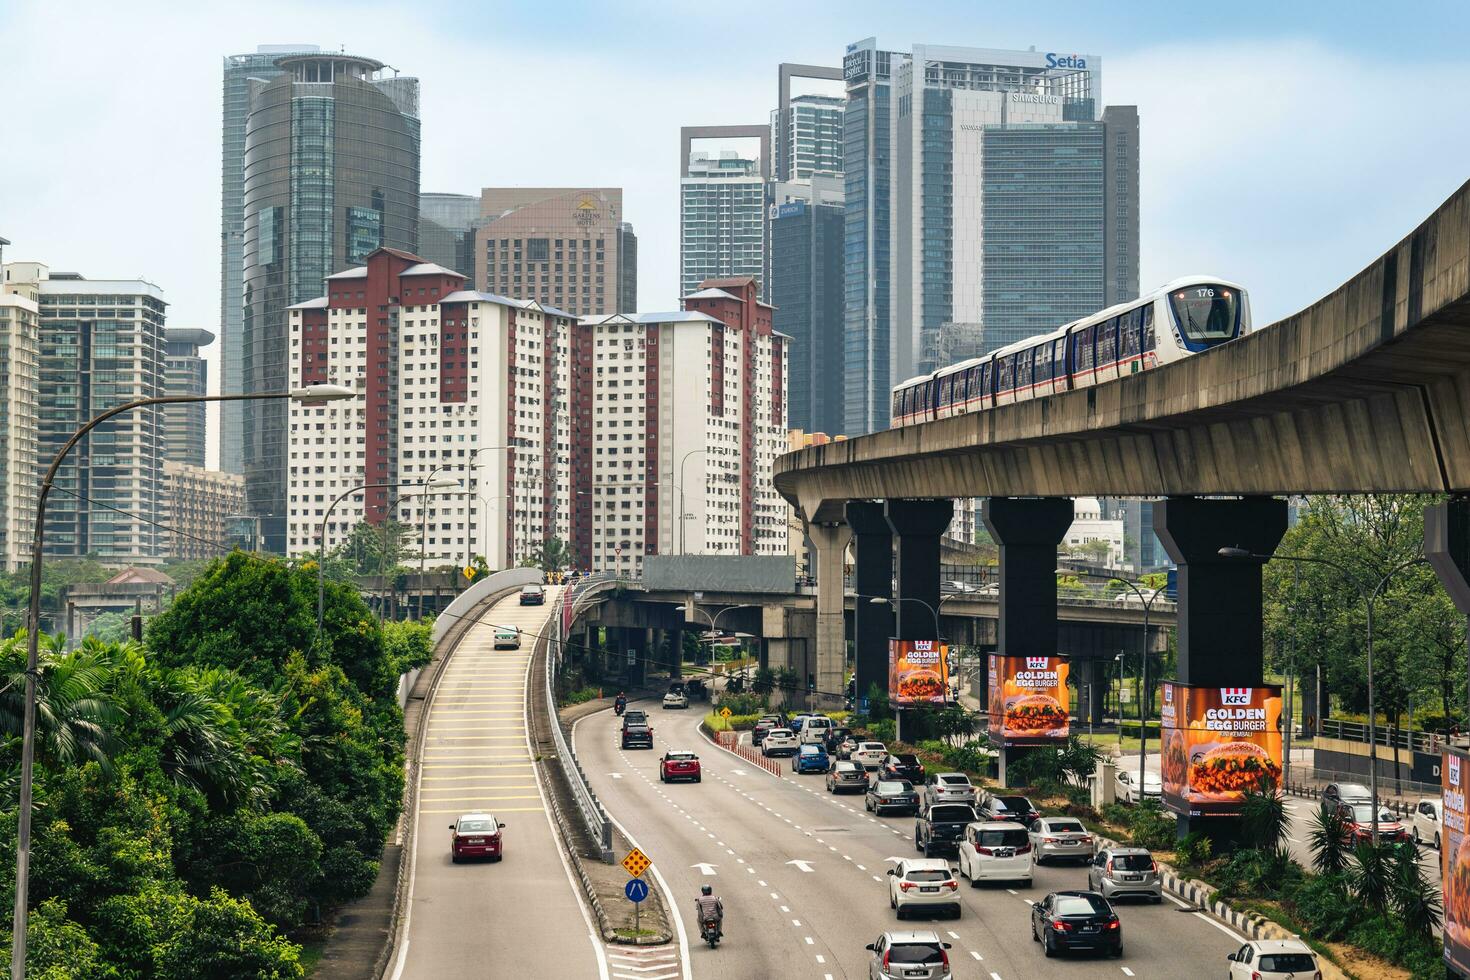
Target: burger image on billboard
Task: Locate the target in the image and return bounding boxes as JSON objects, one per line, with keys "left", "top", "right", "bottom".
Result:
{"left": 889, "top": 639, "right": 949, "bottom": 705}
{"left": 987, "top": 655, "right": 1069, "bottom": 745}
{"left": 1160, "top": 684, "right": 1282, "bottom": 817}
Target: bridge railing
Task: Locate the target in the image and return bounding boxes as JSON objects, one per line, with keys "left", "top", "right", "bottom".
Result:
{"left": 545, "top": 574, "right": 616, "bottom": 862}
{"left": 1319, "top": 717, "right": 1444, "bottom": 755}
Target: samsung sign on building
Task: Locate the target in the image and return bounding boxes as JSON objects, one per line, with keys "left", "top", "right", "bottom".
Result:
{"left": 1010, "top": 93, "right": 1061, "bottom": 105}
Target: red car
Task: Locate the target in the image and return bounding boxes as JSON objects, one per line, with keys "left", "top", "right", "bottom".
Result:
{"left": 450, "top": 812, "right": 505, "bottom": 862}
{"left": 659, "top": 750, "right": 702, "bottom": 783}
{"left": 1337, "top": 802, "right": 1408, "bottom": 844}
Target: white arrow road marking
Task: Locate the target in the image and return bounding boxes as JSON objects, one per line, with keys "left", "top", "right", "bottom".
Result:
{"left": 730, "top": 768, "right": 748, "bottom": 776}
{"left": 786, "top": 859, "right": 815, "bottom": 873}
{"left": 608, "top": 772, "right": 624, "bottom": 779}
{"left": 690, "top": 863, "right": 718, "bottom": 876}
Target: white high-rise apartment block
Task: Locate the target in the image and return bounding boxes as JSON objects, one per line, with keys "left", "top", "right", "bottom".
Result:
{"left": 679, "top": 152, "right": 765, "bottom": 296}
{"left": 284, "top": 248, "right": 572, "bottom": 570}
{"left": 0, "top": 246, "right": 40, "bottom": 571}
{"left": 573, "top": 276, "right": 788, "bottom": 577}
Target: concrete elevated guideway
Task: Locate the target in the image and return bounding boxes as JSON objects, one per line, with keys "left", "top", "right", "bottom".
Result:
{"left": 391, "top": 586, "right": 614, "bottom": 979}
{"left": 776, "top": 179, "right": 1470, "bottom": 510}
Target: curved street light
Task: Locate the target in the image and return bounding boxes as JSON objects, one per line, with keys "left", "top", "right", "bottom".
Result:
{"left": 11, "top": 382, "right": 355, "bottom": 978}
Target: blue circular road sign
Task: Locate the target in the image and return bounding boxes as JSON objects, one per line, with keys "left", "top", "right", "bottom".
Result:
{"left": 624, "top": 877, "right": 650, "bottom": 903}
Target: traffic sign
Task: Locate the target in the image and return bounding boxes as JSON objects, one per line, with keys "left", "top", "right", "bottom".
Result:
{"left": 719, "top": 707, "right": 732, "bottom": 718}
{"left": 462, "top": 565, "right": 476, "bottom": 581}
{"left": 621, "top": 847, "right": 651, "bottom": 878}
{"left": 624, "top": 878, "right": 650, "bottom": 903}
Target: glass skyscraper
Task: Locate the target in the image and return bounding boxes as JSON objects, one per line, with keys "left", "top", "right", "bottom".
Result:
{"left": 220, "top": 45, "right": 321, "bottom": 476}
{"left": 163, "top": 327, "right": 213, "bottom": 468}
{"left": 241, "top": 52, "right": 420, "bottom": 552}
{"left": 417, "top": 191, "right": 480, "bottom": 276}
{"left": 841, "top": 40, "right": 1138, "bottom": 434}
{"left": 680, "top": 152, "right": 765, "bottom": 296}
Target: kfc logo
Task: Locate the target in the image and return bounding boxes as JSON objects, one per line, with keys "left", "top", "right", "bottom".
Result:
{"left": 1026, "top": 657, "right": 1050, "bottom": 671}
{"left": 1220, "top": 688, "right": 1251, "bottom": 705}
{"left": 1451, "top": 753, "right": 1462, "bottom": 789}
{"left": 1164, "top": 685, "right": 1173, "bottom": 704}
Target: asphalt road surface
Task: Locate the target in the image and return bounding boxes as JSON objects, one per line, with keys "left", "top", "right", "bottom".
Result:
{"left": 579, "top": 701, "right": 1248, "bottom": 979}
{"left": 391, "top": 587, "right": 614, "bottom": 979}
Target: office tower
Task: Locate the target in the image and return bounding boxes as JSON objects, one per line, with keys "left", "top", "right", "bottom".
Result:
{"left": 5, "top": 263, "right": 167, "bottom": 564}
{"left": 285, "top": 248, "right": 574, "bottom": 570}
{"left": 0, "top": 243, "right": 41, "bottom": 571}
{"left": 841, "top": 39, "right": 1138, "bottom": 434}
{"left": 774, "top": 64, "right": 846, "bottom": 182}
{"left": 572, "top": 277, "right": 787, "bottom": 577}
{"left": 161, "top": 463, "right": 247, "bottom": 560}
{"left": 163, "top": 327, "right": 212, "bottom": 467}
{"left": 475, "top": 188, "right": 635, "bottom": 316}
{"left": 769, "top": 174, "right": 845, "bottom": 435}
{"left": 220, "top": 44, "right": 322, "bottom": 476}
{"left": 418, "top": 191, "right": 481, "bottom": 275}
{"left": 242, "top": 52, "right": 421, "bottom": 553}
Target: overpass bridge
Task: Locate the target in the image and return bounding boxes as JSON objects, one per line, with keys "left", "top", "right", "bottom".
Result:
{"left": 771, "top": 179, "right": 1470, "bottom": 838}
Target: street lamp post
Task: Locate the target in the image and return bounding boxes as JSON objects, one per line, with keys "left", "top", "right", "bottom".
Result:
{"left": 10, "top": 383, "right": 355, "bottom": 980}
{"left": 1219, "top": 546, "right": 1423, "bottom": 844}
{"left": 677, "top": 603, "right": 758, "bottom": 697}
{"left": 865, "top": 594, "right": 952, "bottom": 743}
{"left": 677, "top": 448, "right": 708, "bottom": 555}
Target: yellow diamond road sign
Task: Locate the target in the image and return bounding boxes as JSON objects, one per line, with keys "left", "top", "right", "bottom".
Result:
{"left": 462, "top": 566, "right": 476, "bottom": 581}
{"left": 719, "top": 707, "right": 732, "bottom": 718}
{"left": 621, "top": 847, "right": 651, "bottom": 878}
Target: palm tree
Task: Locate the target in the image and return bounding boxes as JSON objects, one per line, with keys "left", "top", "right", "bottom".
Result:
{"left": 1389, "top": 838, "right": 1442, "bottom": 940}
{"left": 1347, "top": 840, "right": 1395, "bottom": 913}
{"left": 1240, "top": 779, "right": 1288, "bottom": 853}
{"left": 0, "top": 633, "right": 121, "bottom": 771}
{"left": 1308, "top": 804, "right": 1352, "bottom": 876}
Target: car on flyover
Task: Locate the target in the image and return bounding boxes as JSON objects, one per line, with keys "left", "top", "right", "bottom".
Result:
{"left": 1030, "top": 890, "right": 1122, "bottom": 958}
{"left": 449, "top": 811, "right": 505, "bottom": 863}
{"left": 793, "top": 743, "right": 831, "bottom": 774}
{"left": 1226, "top": 939, "right": 1320, "bottom": 979}
{"left": 518, "top": 583, "right": 545, "bottom": 605}
{"left": 621, "top": 722, "right": 654, "bottom": 749}
{"left": 492, "top": 626, "right": 521, "bottom": 650}
{"left": 662, "top": 690, "right": 689, "bottom": 710}
{"left": 761, "top": 728, "right": 799, "bottom": 758}
{"left": 887, "top": 858, "right": 961, "bottom": 920}
{"left": 1319, "top": 781, "right": 1372, "bottom": 818}
{"left": 658, "top": 750, "right": 701, "bottom": 783}
{"left": 827, "top": 759, "right": 869, "bottom": 794}
{"left": 864, "top": 930, "right": 955, "bottom": 980}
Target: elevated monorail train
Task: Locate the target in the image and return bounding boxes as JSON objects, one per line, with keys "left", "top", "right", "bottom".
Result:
{"left": 890, "top": 276, "right": 1251, "bottom": 427}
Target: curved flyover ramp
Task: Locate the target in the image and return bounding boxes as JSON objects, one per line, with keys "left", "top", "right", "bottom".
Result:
{"left": 777, "top": 179, "right": 1470, "bottom": 518}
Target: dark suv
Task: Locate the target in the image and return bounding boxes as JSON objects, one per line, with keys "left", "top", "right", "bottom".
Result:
{"left": 621, "top": 723, "right": 653, "bottom": 749}
{"left": 1320, "top": 782, "right": 1373, "bottom": 818}
{"left": 882, "top": 753, "right": 927, "bottom": 784}
{"left": 915, "top": 802, "right": 978, "bottom": 857}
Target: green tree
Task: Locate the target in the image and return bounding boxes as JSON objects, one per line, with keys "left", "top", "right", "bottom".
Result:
{"left": 1239, "top": 781, "right": 1288, "bottom": 853}
{"left": 1347, "top": 840, "right": 1396, "bottom": 914}
{"left": 1309, "top": 805, "right": 1352, "bottom": 876}
{"left": 0, "top": 634, "right": 120, "bottom": 772}
{"left": 525, "top": 536, "right": 574, "bottom": 573}
{"left": 153, "top": 887, "right": 303, "bottom": 980}
{"left": 1389, "top": 838, "right": 1442, "bottom": 941}
{"left": 83, "top": 611, "right": 131, "bottom": 644}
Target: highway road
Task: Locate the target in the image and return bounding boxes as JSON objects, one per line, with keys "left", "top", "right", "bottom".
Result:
{"left": 392, "top": 586, "right": 613, "bottom": 979}
{"left": 578, "top": 701, "right": 1248, "bottom": 979}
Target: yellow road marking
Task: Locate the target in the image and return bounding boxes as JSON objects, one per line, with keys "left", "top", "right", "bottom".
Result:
{"left": 421, "top": 764, "right": 534, "bottom": 770}
{"left": 421, "top": 807, "right": 544, "bottom": 814}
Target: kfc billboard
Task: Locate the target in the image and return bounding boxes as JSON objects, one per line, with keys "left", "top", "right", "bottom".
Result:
{"left": 888, "top": 639, "right": 950, "bottom": 706}
{"left": 1161, "top": 683, "right": 1283, "bottom": 817}
{"left": 987, "top": 655, "right": 1069, "bottom": 745}
{"left": 1443, "top": 745, "right": 1470, "bottom": 976}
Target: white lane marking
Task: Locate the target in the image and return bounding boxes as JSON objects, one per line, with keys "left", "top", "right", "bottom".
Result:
{"left": 1122, "top": 969, "right": 1136, "bottom": 976}
{"left": 804, "top": 936, "right": 814, "bottom": 945}
{"left": 947, "top": 930, "right": 959, "bottom": 938}
{"left": 815, "top": 955, "right": 825, "bottom": 964}
{"left": 1165, "top": 892, "right": 1248, "bottom": 942}
{"left": 970, "top": 950, "right": 983, "bottom": 960}
{"left": 780, "top": 905, "right": 790, "bottom": 913}
{"left": 792, "top": 919, "right": 802, "bottom": 927}
{"left": 786, "top": 859, "right": 815, "bottom": 872}
{"left": 990, "top": 973, "right": 1003, "bottom": 980}
{"left": 608, "top": 772, "right": 624, "bottom": 778}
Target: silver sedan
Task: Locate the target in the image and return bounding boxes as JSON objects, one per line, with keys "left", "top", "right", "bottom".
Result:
{"left": 924, "top": 772, "right": 977, "bottom": 805}
{"left": 1027, "top": 816, "right": 1095, "bottom": 865}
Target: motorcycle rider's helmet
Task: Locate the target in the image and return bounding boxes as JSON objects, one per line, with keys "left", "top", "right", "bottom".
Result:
{"left": 701, "top": 885, "right": 713, "bottom": 896}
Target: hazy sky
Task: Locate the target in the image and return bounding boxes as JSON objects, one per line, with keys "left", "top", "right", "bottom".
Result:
{"left": 5, "top": 0, "right": 1470, "bottom": 464}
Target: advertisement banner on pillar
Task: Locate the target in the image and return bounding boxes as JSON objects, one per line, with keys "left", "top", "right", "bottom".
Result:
{"left": 986, "top": 655, "right": 1069, "bottom": 745}
{"left": 1160, "top": 683, "right": 1283, "bottom": 817}
{"left": 888, "top": 639, "right": 950, "bottom": 705}
{"left": 1443, "top": 746, "right": 1470, "bottom": 973}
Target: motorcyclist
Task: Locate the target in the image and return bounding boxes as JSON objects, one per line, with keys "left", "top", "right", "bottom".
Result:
{"left": 694, "top": 884, "right": 723, "bottom": 938}
{"left": 614, "top": 692, "right": 627, "bottom": 715}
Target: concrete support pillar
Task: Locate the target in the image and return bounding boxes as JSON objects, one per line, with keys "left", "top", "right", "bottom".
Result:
{"left": 809, "top": 521, "right": 854, "bottom": 713}
{"left": 982, "top": 497, "right": 1073, "bottom": 785}
{"left": 846, "top": 501, "right": 894, "bottom": 710}
{"left": 1154, "top": 496, "right": 1288, "bottom": 848}
{"left": 884, "top": 500, "right": 953, "bottom": 640}
{"left": 1426, "top": 495, "right": 1470, "bottom": 730}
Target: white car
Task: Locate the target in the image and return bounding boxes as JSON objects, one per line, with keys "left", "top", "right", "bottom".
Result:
{"left": 1115, "top": 769, "right": 1162, "bottom": 804}
{"left": 1226, "top": 939, "right": 1319, "bottom": 979}
{"left": 761, "top": 728, "right": 799, "bottom": 757}
{"left": 1412, "top": 797, "right": 1442, "bottom": 849}
{"left": 924, "top": 772, "right": 976, "bottom": 806}
{"left": 662, "top": 691, "right": 689, "bottom": 710}
{"left": 852, "top": 741, "right": 888, "bottom": 770}
{"left": 887, "top": 859, "right": 961, "bottom": 920}
{"left": 957, "top": 821, "right": 1033, "bottom": 886}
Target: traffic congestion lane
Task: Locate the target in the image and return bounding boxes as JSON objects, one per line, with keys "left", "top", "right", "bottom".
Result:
{"left": 581, "top": 703, "right": 1245, "bottom": 979}
{"left": 394, "top": 588, "right": 610, "bottom": 979}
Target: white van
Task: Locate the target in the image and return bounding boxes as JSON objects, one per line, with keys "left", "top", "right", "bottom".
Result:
{"left": 799, "top": 715, "right": 833, "bottom": 745}
{"left": 957, "top": 820, "right": 1034, "bottom": 886}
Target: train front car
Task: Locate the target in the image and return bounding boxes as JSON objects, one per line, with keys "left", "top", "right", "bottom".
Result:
{"left": 1158, "top": 277, "right": 1250, "bottom": 359}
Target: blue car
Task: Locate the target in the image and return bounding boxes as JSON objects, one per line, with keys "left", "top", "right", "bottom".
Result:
{"left": 792, "top": 743, "right": 831, "bottom": 774}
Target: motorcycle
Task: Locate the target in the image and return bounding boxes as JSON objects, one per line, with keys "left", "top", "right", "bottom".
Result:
{"left": 614, "top": 702, "right": 626, "bottom": 717}
{"left": 700, "top": 918, "right": 721, "bottom": 949}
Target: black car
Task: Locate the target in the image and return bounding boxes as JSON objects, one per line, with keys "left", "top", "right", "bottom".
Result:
{"left": 1031, "top": 890, "right": 1122, "bottom": 958}
{"left": 881, "top": 752, "right": 926, "bottom": 784}
{"left": 1320, "top": 781, "right": 1373, "bottom": 818}
{"left": 824, "top": 727, "right": 853, "bottom": 754}
{"left": 915, "top": 802, "right": 979, "bottom": 857}
{"left": 621, "top": 709, "right": 647, "bottom": 732}
{"left": 519, "top": 584, "right": 545, "bottom": 605}
{"left": 865, "top": 779, "right": 920, "bottom": 815}
{"left": 621, "top": 723, "right": 653, "bottom": 749}
{"left": 981, "top": 794, "right": 1040, "bottom": 826}
{"left": 751, "top": 715, "right": 784, "bottom": 746}
{"left": 826, "top": 760, "right": 870, "bottom": 794}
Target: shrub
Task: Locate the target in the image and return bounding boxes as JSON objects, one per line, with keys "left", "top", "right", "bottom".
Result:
{"left": 714, "top": 692, "right": 766, "bottom": 716}
{"left": 1215, "top": 847, "right": 1301, "bottom": 900}
{"left": 1347, "top": 841, "right": 1395, "bottom": 914}
{"left": 1288, "top": 873, "right": 1360, "bottom": 941}
{"left": 869, "top": 718, "right": 896, "bottom": 743}
{"left": 1126, "top": 801, "right": 1176, "bottom": 851}
{"left": 1389, "top": 839, "right": 1442, "bottom": 941}
{"left": 1100, "top": 803, "right": 1132, "bottom": 828}
{"left": 563, "top": 687, "right": 601, "bottom": 705}
{"left": 1175, "top": 831, "right": 1213, "bottom": 869}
